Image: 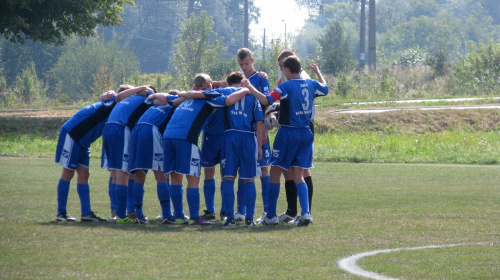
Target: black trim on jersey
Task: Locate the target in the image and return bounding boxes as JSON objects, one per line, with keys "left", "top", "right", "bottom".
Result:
{"left": 187, "top": 103, "right": 215, "bottom": 144}
{"left": 278, "top": 98, "right": 290, "bottom": 125}
{"left": 68, "top": 104, "right": 116, "bottom": 142}
{"left": 158, "top": 107, "right": 175, "bottom": 135}
{"left": 126, "top": 103, "right": 153, "bottom": 130}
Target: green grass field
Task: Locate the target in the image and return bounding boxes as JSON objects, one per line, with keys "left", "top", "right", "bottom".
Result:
{"left": 0, "top": 157, "right": 498, "bottom": 279}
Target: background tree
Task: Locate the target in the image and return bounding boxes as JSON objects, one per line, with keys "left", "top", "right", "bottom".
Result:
{"left": 50, "top": 37, "right": 139, "bottom": 101}
{"left": 318, "top": 20, "right": 356, "bottom": 76}
{"left": 170, "top": 11, "right": 228, "bottom": 89}
{"left": 0, "top": 0, "right": 134, "bottom": 45}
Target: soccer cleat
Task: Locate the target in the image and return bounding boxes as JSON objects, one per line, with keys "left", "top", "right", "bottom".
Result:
{"left": 262, "top": 215, "right": 279, "bottom": 225}
{"left": 116, "top": 216, "right": 134, "bottom": 224}
{"left": 222, "top": 218, "right": 236, "bottom": 226}
{"left": 109, "top": 209, "right": 117, "bottom": 221}
{"left": 245, "top": 218, "right": 256, "bottom": 227}
{"left": 81, "top": 211, "right": 107, "bottom": 222}
{"left": 201, "top": 210, "right": 216, "bottom": 220}
{"left": 219, "top": 211, "right": 227, "bottom": 221}
{"left": 156, "top": 214, "right": 163, "bottom": 221}
{"left": 295, "top": 213, "right": 313, "bottom": 227}
{"left": 189, "top": 217, "right": 213, "bottom": 226}
{"left": 162, "top": 216, "right": 176, "bottom": 224}
{"left": 56, "top": 212, "right": 76, "bottom": 222}
{"left": 255, "top": 212, "right": 267, "bottom": 224}
{"left": 234, "top": 212, "right": 245, "bottom": 222}
{"left": 278, "top": 212, "right": 299, "bottom": 224}
{"left": 134, "top": 216, "right": 149, "bottom": 224}
{"left": 173, "top": 215, "right": 190, "bottom": 225}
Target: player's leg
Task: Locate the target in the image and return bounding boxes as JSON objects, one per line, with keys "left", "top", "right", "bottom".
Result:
{"left": 153, "top": 170, "right": 172, "bottom": 221}
{"left": 56, "top": 168, "right": 75, "bottom": 221}
{"left": 131, "top": 171, "right": 148, "bottom": 223}
{"left": 202, "top": 166, "right": 217, "bottom": 219}
{"left": 280, "top": 168, "right": 298, "bottom": 223}
{"left": 54, "top": 130, "right": 79, "bottom": 222}
{"left": 304, "top": 168, "right": 313, "bottom": 213}
{"left": 221, "top": 177, "right": 236, "bottom": 226}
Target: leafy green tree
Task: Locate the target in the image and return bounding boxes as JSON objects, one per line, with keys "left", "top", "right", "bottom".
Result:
{"left": 50, "top": 37, "right": 139, "bottom": 101}
{"left": 12, "top": 62, "right": 46, "bottom": 104}
{"left": 0, "top": 0, "right": 134, "bottom": 45}
{"left": 453, "top": 38, "right": 500, "bottom": 95}
{"left": 170, "top": 11, "right": 227, "bottom": 89}
{"left": 318, "top": 20, "right": 356, "bottom": 76}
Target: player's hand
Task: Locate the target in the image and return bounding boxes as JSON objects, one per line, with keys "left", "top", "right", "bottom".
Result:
{"left": 241, "top": 78, "right": 251, "bottom": 88}
{"left": 258, "top": 72, "right": 269, "bottom": 80}
{"left": 308, "top": 64, "right": 320, "bottom": 73}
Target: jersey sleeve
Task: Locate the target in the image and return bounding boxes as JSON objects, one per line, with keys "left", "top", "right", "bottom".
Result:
{"left": 253, "top": 99, "right": 264, "bottom": 122}
{"left": 313, "top": 80, "right": 329, "bottom": 98}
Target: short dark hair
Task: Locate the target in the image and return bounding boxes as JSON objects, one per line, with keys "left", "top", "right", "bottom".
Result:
{"left": 193, "top": 73, "right": 212, "bottom": 87}
{"left": 237, "top": 48, "right": 253, "bottom": 60}
{"left": 117, "top": 84, "right": 133, "bottom": 93}
{"left": 226, "top": 71, "right": 245, "bottom": 85}
{"left": 277, "top": 50, "right": 295, "bottom": 62}
{"left": 283, "top": 56, "right": 301, "bottom": 74}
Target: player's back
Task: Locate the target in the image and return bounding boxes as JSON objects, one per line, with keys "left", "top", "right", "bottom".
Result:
{"left": 224, "top": 93, "right": 263, "bottom": 132}
{"left": 107, "top": 94, "right": 150, "bottom": 129}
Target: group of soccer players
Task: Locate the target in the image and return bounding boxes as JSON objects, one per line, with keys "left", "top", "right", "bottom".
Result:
{"left": 54, "top": 48, "right": 328, "bottom": 227}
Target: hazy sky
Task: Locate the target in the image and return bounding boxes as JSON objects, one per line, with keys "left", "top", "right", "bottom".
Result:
{"left": 250, "top": 0, "right": 308, "bottom": 41}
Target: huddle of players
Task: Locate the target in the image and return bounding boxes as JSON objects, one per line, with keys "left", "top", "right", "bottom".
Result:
{"left": 54, "top": 48, "right": 328, "bottom": 227}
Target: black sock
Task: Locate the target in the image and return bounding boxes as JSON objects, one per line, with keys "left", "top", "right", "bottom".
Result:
{"left": 284, "top": 180, "right": 297, "bottom": 216}
{"left": 305, "top": 176, "right": 313, "bottom": 213}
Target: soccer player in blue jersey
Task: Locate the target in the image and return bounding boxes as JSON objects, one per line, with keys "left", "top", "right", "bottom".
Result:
{"left": 211, "top": 71, "right": 265, "bottom": 226}
{"left": 55, "top": 87, "right": 138, "bottom": 222}
{"left": 243, "top": 55, "right": 328, "bottom": 226}
{"left": 236, "top": 48, "right": 272, "bottom": 224}
{"left": 147, "top": 74, "right": 250, "bottom": 226}
{"left": 101, "top": 85, "right": 156, "bottom": 224}
{"left": 127, "top": 91, "right": 185, "bottom": 224}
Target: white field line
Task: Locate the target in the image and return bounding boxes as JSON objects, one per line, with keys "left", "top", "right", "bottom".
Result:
{"left": 340, "top": 97, "right": 500, "bottom": 106}
{"left": 336, "top": 105, "right": 500, "bottom": 114}
{"left": 337, "top": 242, "right": 496, "bottom": 280}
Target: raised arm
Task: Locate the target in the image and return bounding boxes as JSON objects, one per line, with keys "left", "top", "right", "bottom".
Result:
{"left": 241, "top": 78, "right": 269, "bottom": 106}
{"left": 116, "top": 85, "right": 153, "bottom": 102}
{"left": 308, "top": 64, "right": 326, "bottom": 84}
{"left": 224, "top": 88, "right": 250, "bottom": 106}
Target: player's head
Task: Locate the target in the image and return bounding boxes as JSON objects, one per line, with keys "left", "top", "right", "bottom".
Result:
{"left": 138, "top": 85, "right": 157, "bottom": 96}
{"left": 193, "top": 73, "right": 213, "bottom": 91}
{"left": 278, "top": 50, "right": 295, "bottom": 71}
{"left": 237, "top": 48, "right": 255, "bottom": 76}
{"left": 117, "top": 84, "right": 134, "bottom": 93}
{"left": 283, "top": 55, "right": 301, "bottom": 74}
{"left": 226, "top": 71, "right": 245, "bottom": 87}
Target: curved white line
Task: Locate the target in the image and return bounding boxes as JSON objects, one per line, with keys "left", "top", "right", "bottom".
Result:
{"left": 337, "top": 242, "right": 493, "bottom": 280}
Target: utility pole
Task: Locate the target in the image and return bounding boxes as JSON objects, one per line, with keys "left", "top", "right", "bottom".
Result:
{"left": 359, "top": 0, "right": 366, "bottom": 70}
{"left": 244, "top": 0, "right": 249, "bottom": 47}
{"left": 368, "top": 0, "right": 376, "bottom": 70}
{"left": 187, "top": 0, "right": 194, "bottom": 18}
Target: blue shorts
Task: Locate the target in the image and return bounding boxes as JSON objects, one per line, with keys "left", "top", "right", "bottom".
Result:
{"left": 221, "top": 130, "right": 261, "bottom": 179}
{"left": 102, "top": 122, "right": 130, "bottom": 172}
{"left": 163, "top": 139, "right": 201, "bottom": 177}
{"left": 129, "top": 123, "right": 163, "bottom": 173}
{"left": 201, "top": 132, "right": 224, "bottom": 168}
{"left": 55, "top": 129, "right": 90, "bottom": 170}
{"left": 271, "top": 126, "right": 314, "bottom": 170}
{"left": 259, "top": 140, "right": 271, "bottom": 168}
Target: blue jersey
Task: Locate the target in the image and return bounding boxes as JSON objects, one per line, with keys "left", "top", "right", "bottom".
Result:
{"left": 209, "top": 91, "right": 263, "bottom": 132}
{"left": 62, "top": 96, "right": 116, "bottom": 148}
{"left": 106, "top": 94, "right": 152, "bottom": 130}
{"left": 268, "top": 79, "right": 328, "bottom": 127}
{"left": 136, "top": 95, "right": 179, "bottom": 134}
{"left": 163, "top": 92, "right": 224, "bottom": 144}
{"left": 202, "top": 87, "right": 237, "bottom": 135}
{"left": 247, "top": 72, "right": 270, "bottom": 96}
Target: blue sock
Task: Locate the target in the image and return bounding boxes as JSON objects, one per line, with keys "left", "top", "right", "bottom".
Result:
{"left": 260, "top": 175, "right": 270, "bottom": 213}
{"left": 170, "top": 184, "right": 184, "bottom": 218}
{"left": 115, "top": 184, "right": 128, "bottom": 219}
{"left": 186, "top": 188, "right": 200, "bottom": 220}
{"left": 203, "top": 179, "right": 216, "bottom": 214}
{"left": 296, "top": 182, "right": 310, "bottom": 215}
{"left": 157, "top": 182, "right": 172, "bottom": 218}
{"left": 237, "top": 178, "right": 246, "bottom": 214}
{"left": 133, "top": 182, "right": 145, "bottom": 218}
{"left": 108, "top": 178, "right": 115, "bottom": 214}
{"left": 244, "top": 182, "right": 256, "bottom": 220}
{"left": 222, "top": 180, "right": 235, "bottom": 219}
{"left": 57, "top": 179, "right": 70, "bottom": 215}
{"left": 268, "top": 182, "right": 280, "bottom": 218}
{"left": 77, "top": 183, "right": 91, "bottom": 216}
{"left": 127, "top": 179, "right": 135, "bottom": 214}
{"left": 220, "top": 181, "right": 225, "bottom": 214}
